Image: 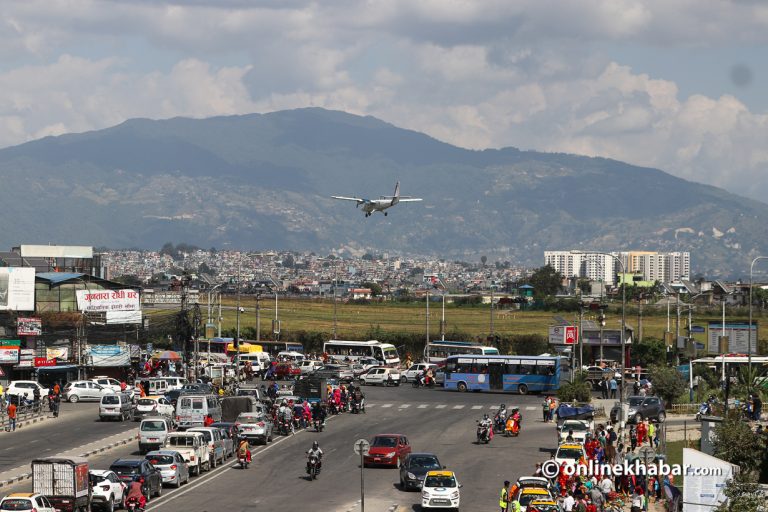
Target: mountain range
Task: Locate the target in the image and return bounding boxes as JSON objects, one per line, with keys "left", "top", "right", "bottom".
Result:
{"left": 0, "top": 107, "right": 765, "bottom": 277}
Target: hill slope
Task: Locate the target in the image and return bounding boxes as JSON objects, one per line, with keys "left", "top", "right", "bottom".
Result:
{"left": 0, "top": 108, "right": 764, "bottom": 277}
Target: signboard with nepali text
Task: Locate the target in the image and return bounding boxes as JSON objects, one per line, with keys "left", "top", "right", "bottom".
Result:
{"left": 17, "top": 317, "right": 42, "bottom": 336}
{"left": 76, "top": 289, "right": 140, "bottom": 312}
{"left": 548, "top": 325, "right": 578, "bottom": 345}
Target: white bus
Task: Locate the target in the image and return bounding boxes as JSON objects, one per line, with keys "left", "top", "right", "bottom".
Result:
{"left": 322, "top": 340, "right": 400, "bottom": 366}
{"left": 424, "top": 341, "right": 499, "bottom": 364}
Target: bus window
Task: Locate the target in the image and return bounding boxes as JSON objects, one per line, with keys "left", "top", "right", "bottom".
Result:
{"left": 505, "top": 362, "right": 519, "bottom": 374}
{"left": 519, "top": 364, "right": 534, "bottom": 375}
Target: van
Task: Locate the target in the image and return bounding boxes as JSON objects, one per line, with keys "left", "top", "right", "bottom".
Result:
{"left": 162, "top": 377, "right": 187, "bottom": 391}
{"left": 164, "top": 431, "right": 210, "bottom": 475}
{"left": 138, "top": 377, "right": 169, "bottom": 396}
{"left": 277, "top": 351, "right": 304, "bottom": 362}
{"left": 99, "top": 392, "right": 134, "bottom": 421}
{"left": 138, "top": 417, "right": 174, "bottom": 454}
{"left": 176, "top": 394, "right": 222, "bottom": 429}
{"left": 239, "top": 352, "right": 271, "bottom": 371}
{"left": 187, "top": 427, "right": 226, "bottom": 468}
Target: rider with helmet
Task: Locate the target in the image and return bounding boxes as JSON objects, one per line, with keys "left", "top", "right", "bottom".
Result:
{"left": 237, "top": 435, "right": 251, "bottom": 463}
{"left": 480, "top": 413, "right": 494, "bottom": 440}
{"left": 125, "top": 477, "right": 147, "bottom": 511}
{"left": 494, "top": 404, "right": 507, "bottom": 432}
{"left": 307, "top": 441, "right": 324, "bottom": 472}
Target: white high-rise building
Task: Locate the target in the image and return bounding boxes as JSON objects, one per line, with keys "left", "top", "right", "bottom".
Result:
{"left": 544, "top": 250, "right": 690, "bottom": 285}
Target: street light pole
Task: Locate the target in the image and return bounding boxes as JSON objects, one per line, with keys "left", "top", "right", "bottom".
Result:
{"left": 490, "top": 284, "right": 495, "bottom": 338}
{"left": 748, "top": 256, "right": 768, "bottom": 395}
{"left": 333, "top": 269, "right": 338, "bottom": 339}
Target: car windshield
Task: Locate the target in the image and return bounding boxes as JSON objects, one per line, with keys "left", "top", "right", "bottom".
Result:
{"left": 147, "top": 455, "right": 174, "bottom": 465}
{"left": 168, "top": 437, "right": 195, "bottom": 447}
{"left": 90, "top": 473, "right": 109, "bottom": 484}
{"left": 424, "top": 475, "right": 456, "bottom": 488}
{"left": 0, "top": 499, "right": 34, "bottom": 510}
{"left": 628, "top": 397, "right": 644, "bottom": 406}
{"left": 372, "top": 437, "right": 397, "bottom": 448}
{"left": 563, "top": 423, "right": 588, "bottom": 432}
{"left": 409, "top": 456, "right": 441, "bottom": 470}
{"left": 138, "top": 399, "right": 156, "bottom": 406}
{"left": 111, "top": 465, "right": 139, "bottom": 476}
{"left": 102, "top": 396, "right": 120, "bottom": 404}
{"left": 557, "top": 448, "right": 584, "bottom": 460}
{"left": 192, "top": 430, "right": 212, "bottom": 442}
{"left": 141, "top": 421, "right": 166, "bottom": 432}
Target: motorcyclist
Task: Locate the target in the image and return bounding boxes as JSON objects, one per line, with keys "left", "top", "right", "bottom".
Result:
{"left": 307, "top": 441, "right": 323, "bottom": 471}
{"left": 479, "top": 413, "right": 493, "bottom": 440}
{"left": 237, "top": 435, "right": 252, "bottom": 463}
{"left": 494, "top": 404, "right": 507, "bottom": 432}
{"left": 353, "top": 385, "right": 365, "bottom": 413}
{"left": 125, "top": 477, "right": 147, "bottom": 510}
{"left": 32, "top": 386, "right": 41, "bottom": 411}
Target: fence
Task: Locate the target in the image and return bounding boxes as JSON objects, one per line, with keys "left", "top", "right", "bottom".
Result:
{"left": 669, "top": 403, "right": 698, "bottom": 415}
{"left": 0, "top": 400, "right": 47, "bottom": 430}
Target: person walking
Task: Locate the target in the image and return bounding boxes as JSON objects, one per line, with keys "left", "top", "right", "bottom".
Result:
{"left": 609, "top": 377, "right": 617, "bottom": 399}
{"left": 499, "top": 480, "right": 511, "bottom": 512}
{"left": 7, "top": 401, "right": 17, "bottom": 431}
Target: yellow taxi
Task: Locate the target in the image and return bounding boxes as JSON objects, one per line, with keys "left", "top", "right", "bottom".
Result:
{"left": 517, "top": 487, "right": 554, "bottom": 511}
{"left": 554, "top": 442, "right": 587, "bottom": 470}
{"left": 421, "top": 470, "right": 461, "bottom": 510}
{"left": 525, "top": 498, "right": 559, "bottom": 512}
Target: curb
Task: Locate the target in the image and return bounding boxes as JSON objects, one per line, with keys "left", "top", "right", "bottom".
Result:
{"left": 0, "top": 435, "right": 135, "bottom": 488}
{"left": 1, "top": 414, "right": 50, "bottom": 432}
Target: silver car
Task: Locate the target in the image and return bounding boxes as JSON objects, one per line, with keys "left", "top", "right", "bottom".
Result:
{"left": 236, "top": 412, "right": 274, "bottom": 445}
{"left": 64, "top": 380, "right": 116, "bottom": 402}
{"left": 145, "top": 450, "right": 190, "bottom": 488}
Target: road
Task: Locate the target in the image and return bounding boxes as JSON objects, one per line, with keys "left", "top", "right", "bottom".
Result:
{"left": 2, "top": 385, "right": 559, "bottom": 511}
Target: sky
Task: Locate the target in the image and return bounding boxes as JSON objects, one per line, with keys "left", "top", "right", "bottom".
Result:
{"left": 1, "top": 0, "right": 767, "bottom": 200}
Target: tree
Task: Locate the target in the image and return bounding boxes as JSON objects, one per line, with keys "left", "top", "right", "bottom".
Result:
{"left": 362, "top": 253, "right": 375, "bottom": 261}
{"left": 558, "top": 372, "right": 592, "bottom": 403}
{"left": 527, "top": 265, "right": 563, "bottom": 298}
{"left": 198, "top": 263, "right": 214, "bottom": 275}
{"left": 632, "top": 339, "right": 666, "bottom": 367}
{"left": 715, "top": 473, "right": 766, "bottom": 512}
{"left": 648, "top": 364, "right": 687, "bottom": 408}
{"left": 713, "top": 419, "right": 766, "bottom": 476}
{"left": 361, "top": 282, "right": 383, "bottom": 297}
{"left": 112, "top": 274, "right": 142, "bottom": 287}
{"left": 480, "top": 255, "right": 488, "bottom": 267}
{"left": 282, "top": 254, "right": 295, "bottom": 268}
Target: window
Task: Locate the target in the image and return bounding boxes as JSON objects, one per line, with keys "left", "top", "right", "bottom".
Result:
{"left": 519, "top": 364, "right": 534, "bottom": 375}
{"left": 147, "top": 455, "right": 175, "bottom": 465}
{"left": 372, "top": 436, "right": 397, "bottom": 448}
{"left": 141, "top": 421, "right": 166, "bottom": 432}
{"left": 102, "top": 395, "right": 120, "bottom": 405}
{"left": 505, "top": 362, "right": 520, "bottom": 374}
{"left": 0, "top": 499, "right": 34, "bottom": 510}
{"left": 76, "top": 382, "right": 87, "bottom": 388}
{"left": 425, "top": 475, "right": 457, "bottom": 488}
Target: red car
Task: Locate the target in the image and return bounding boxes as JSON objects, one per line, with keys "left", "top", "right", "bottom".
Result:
{"left": 363, "top": 434, "right": 411, "bottom": 468}
{"left": 275, "top": 363, "right": 301, "bottom": 379}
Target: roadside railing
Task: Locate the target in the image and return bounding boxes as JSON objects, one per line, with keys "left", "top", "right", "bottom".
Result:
{"left": 0, "top": 399, "right": 48, "bottom": 431}
{"left": 669, "top": 403, "right": 698, "bottom": 415}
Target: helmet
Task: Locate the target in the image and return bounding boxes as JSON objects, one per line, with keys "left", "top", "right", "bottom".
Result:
{"left": 483, "top": 414, "right": 489, "bottom": 420}
{"left": 500, "top": 404, "right": 506, "bottom": 409}
{"left": 312, "top": 441, "right": 319, "bottom": 450}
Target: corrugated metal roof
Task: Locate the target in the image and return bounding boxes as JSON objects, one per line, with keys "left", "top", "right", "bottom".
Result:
{"left": 36, "top": 272, "right": 85, "bottom": 284}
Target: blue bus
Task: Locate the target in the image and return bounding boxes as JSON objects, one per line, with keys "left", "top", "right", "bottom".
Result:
{"left": 443, "top": 354, "right": 562, "bottom": 394}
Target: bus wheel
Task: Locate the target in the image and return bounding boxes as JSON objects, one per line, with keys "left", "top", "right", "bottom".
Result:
{"left": 517, "top": 384, "right": 528, "bottom": 395}
{"left": 457, "top": 382, "right": 468, "bottom": 392}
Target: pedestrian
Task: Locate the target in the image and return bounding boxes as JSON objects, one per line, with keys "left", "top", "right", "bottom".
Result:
{"left": 629, "top": 425, "right": 638, "bottom": 452}
{"left": 549, "top": 398, "right": 557, "bottom": 422}
{"left": 562, "top": 491, "right": 576, "bottom": 512}
{"left": 609, "top": 377, "right": 617, "bottom": 399}
{"left": 542, "top": 398, "right": 550, "bottom": 422}
{"left": 7, "top": 401, "right": 17, "bottom": 431}
{"left": 499, "top": 480, "right": 511, "bottom": 512}
{"left": 647, "top": 422, "right": 656, "bottom": 447}
{"left": 589, "top": 484, "right": 605, "bottom": 512}
{"left": 630, "top": 486, "right": 644, "bottom": 512}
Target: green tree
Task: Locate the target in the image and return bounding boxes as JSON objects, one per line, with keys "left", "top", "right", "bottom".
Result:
{"left": 480, "top": 255, "right": 488, "bottom": 267}
{"left": 715, "top": 473, "right": 766, "bottom": 512}
{"left": 361, "top": 282, "right": 383, "bottom": 296}
{"left": 648, "top": 364, "right": 686, "bottom": 408}
{"left": 558, "top": 372, "right": 592, "bottom": 403}
{"left": 198, "top": 262, "right": 214, "bottom": 275}
{"left": 713, "top": 418, "right": 766, "bottom": 476}
{"left": 632, "top": 339, "right": 666, "bottom": 367}
{"left": 112, "top": 274, "right": 142, "bottom": 287}
{"left": 527, "top": 265, "right": 563, "bottom": 298}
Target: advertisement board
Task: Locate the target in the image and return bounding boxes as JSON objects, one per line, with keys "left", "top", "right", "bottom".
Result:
{"left": 34, "top": 357, "right": 56, "bottom": 367}
{"left": 682, "top": 448, "right": 735, "bottom": 512}
{"left": 17, "top": 317, "right": 42, "bottom": 336}
{"left": 548, "top": 325, "right": 578, "bottom": 345}
{"left": 0, "top": 347, "right": 20, "bottom": 363}
{"left": 106, "top": 311, "right": 142, "bottom": 324}
{"left": 0, "top": 267, "right": 36, "bottom": 311}
{"left": 76, "top": 289, "right": 140, "bottom": 312}
{"left": 46, "top": 347, "right": 69, "bottom": 360}
{"left": 88, "top": 345, "right": 130, "bottom": 366}
{"left": 707, "top": 322, "right": 757, "bottom": 354}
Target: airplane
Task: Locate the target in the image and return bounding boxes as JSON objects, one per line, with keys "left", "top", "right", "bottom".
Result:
{"left": 331, "top": 181, "right": 422, "bottom": 217}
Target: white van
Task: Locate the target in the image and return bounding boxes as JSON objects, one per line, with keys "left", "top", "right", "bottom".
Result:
{"left": 138, "top": 378, "right": 169, "bottom": 396}
{"left": 138, "top": 417, "right": 174, "bottom": 454}
{"left": 176, "top": 395, "right": 222, "bottom": 429}
{"left": 277, "top": 351, "right": 304, "bottom": 362}
{"left": 238, "top": 352, "right": 271, "bottom": 371}
{"left": 162, "top": 377, "right": 187, "bottom": 391}
{"left": 99, "top": 392, "right": 134, "bottom": 421}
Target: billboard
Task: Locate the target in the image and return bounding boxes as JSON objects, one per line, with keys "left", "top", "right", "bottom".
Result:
{"left": 76, "top": 289, "right": 140, "bottom": 312}
{"left": 549, "top": 325, "right": 578, "bottom": 345}
{"left": 106, "top": 311, "right": 142, "bottom": 324}
{"left": 17, "top": 317, "right": 42, "bottom": 336}
{"left": 0, "top": 347, "right": 19, "bottom": 363}
{"left": 0, "top": 267, "right": 36, "bottom": 311}
{"left": 682, "top": 448, "right": 735, "bottom": 512}
{"left": 46, "top": 347, "right": 69, "bottom": 360}
{"left": 707, "top": 322, "right": 757, "bottom": 354}
{"left": 88, "top": 345, "right": 130, "bottom": 367}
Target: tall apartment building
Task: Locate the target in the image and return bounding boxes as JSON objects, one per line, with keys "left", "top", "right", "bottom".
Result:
{"left": 544, "top": 250, "right": 690, "bottom": 285}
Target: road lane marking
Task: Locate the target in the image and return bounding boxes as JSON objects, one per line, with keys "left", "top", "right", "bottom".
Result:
{"left": 525, "top": 406, "right": 537, "bottom": 411}
{"left": 471, "top": 405, "right": 483, "bottom": 410}
{"left": 398, "top": 404, "right": 411, "bottom": 408}
{"left": 380, "top": 404, "right": 393, "bottom": 408}
{"left": 489, "top": 405, "right": 500, "bottom": 410}
{"left": 417, "top": 404, "right": 429, "bottom": 409}
{"left": 452, "top": 405, "right": 464, "bottom": 409}
{"left": 435, "top": 404, "right": 446, "bottom": 409}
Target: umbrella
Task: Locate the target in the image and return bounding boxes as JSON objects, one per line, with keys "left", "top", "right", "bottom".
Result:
{"left": 153, "top": 350, "right": 182, "bottom": 361}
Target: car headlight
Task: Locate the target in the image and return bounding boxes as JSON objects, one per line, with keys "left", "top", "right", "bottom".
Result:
{"left": 384, "top": 452, "right": 395, "bottom": 458}
{"left": 422, "top": 492, "right": 430, "bottom": 499}
{"left": 628, "top": 408, "right": 637, "bottom": 414}
{"left": 450, "top": 491, "right": 460, "bottom": 499}
{"left": 407, "top": 472, "right": 416, "bottom": 479}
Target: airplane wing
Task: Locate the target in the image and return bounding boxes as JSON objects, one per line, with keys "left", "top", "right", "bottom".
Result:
{"left": 331, "top": 196, "right": 366, "bottom": 203}
{"left": 396, "top": 198, "right": 422, "bottom": 202}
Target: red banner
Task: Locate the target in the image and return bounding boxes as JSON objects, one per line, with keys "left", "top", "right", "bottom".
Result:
{"left": 34, "top": 357, "right": 56, "bottom": 367}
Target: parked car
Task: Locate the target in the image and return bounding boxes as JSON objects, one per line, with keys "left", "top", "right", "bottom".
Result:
{"left": 313, "top": 364, "right": 354, "bottom": 383}
{"left": 164, "top": 431, "right": 209, "bottom": 475}
{"left": 63, "top": 380, "right": 115, "bottom": 402}
{"left": 88, "top": 470, "right": 127, "bottom": 512}
{"left": 135, "top": 396, "right": 175, "bottom": 420}
{"left": 296, "top": 360, "right": 323, "bottom": 375}
{"left": 236, "top": 412, "right": 274, "bottom": 445}
{"left": 7, "top": 380, "right": 48, "bottom": 400}
{"left": 91, "top": 377, "right": 124, "bottom": 394}
{"left": 187, "top": 427, "right": 226, "bottom": 468}
{"left": 138, "top": 417, "right": 175, "bottom": 454}
{"left": 359, "top": 367, "right": 401, "bottom": 386}
{"left": 235, "top": 387, "right": 262, "bottom": 401}
{"left": 275, "top": 363, "right": 301, "bottom": 380}
{"left": 363, "top": 434, "right": 411, "bottom": 468}
{"left": 554, "top": 443, "right": 586, "bottom": 471}
{"left": 421, "top": 470, "right": 461, "bottom": 510}
{"left": 0, "top": 493, "right": 56, "bottom": 512}
{"left": 610, "top": 395, "right": 666, "bottom": 423}
{"left": 144, "top": 450, "right": 190, "bottom": 488}
{"left": 400, "top": 363, "right": 437, "bottom": 383}
{"left": 210, "top": 422, "right": 238, "bottom": 458}
{"left": 518, "top": 487, "right": 554, "bottom": 511}
{"left": 108, "top": 459, "right": 163, "bottom": 500}
{"left": 399, "top": 452, "right": 444, "bottom": 490}
{"left": 99, "top": 392, "right": 134, "bottom": 422}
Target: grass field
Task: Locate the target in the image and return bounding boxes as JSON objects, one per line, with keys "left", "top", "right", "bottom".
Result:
{"left": 178, "top": 296, "right": 765, "bottom": 346}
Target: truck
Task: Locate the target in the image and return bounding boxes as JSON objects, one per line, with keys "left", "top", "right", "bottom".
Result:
{"left": 32, "top": 457, "right": 91, "bottom": 512}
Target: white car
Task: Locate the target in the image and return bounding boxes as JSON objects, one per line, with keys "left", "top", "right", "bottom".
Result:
{"left": 91, "top": 376, "right": 123, "bottom": 393}
{"left": 421, "top": 470, "right": 461, "bottom": 509}
{"left": 7, "top": 380, "right": 48, "bottom": 400}
{"left": 359, "top": 367, "right": 401, "bottom": 386}
{"left": 400, "top": 363, "right": 437, "bottom": 383}
{"left": 557, "top": 419, "right": 593, "bottom": 444}
{"left": 63, "top": 380, "right": 115, "bottom": 402}
{"left": 554, "top": 442, "right": 587, "bottom": 471}
{"left": 89, "top": 470, "right": 126, "bottom": 512}
{"left": 135, "top": 396, "right": 175, "bottom": 419}
{"left": 296, "top": 360, "right": 323, "bottom": 375}
{"left": 0, "top": 493, "right": 56, "bottom": 512}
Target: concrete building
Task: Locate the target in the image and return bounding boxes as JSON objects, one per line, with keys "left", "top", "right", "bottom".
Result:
{"left": 544, "top": 250, "right": 691, "bottom": 285}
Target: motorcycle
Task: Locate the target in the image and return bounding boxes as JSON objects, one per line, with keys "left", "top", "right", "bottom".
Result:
{"left": 125, "top": 497, "right": 144, "bottom": 512}
{"left": 306, "top": 455, "right": 321, "bottom": 480}
{"left": 238, "top": 451, "right": 250, "bottom": 469}
{"left": 696, "top": 402, "right": 712, "bottom": 421}
{"left": 351, "top": 399, "right": 361, "bottom": 414}
{"left": 476, "top": 421, "right": 491, "bottom": 444}
{"left": 279, "top": 418, "right": 292, "bottom": 436}
{"left": 505, "top": 417, "right": 520, "bottom": 437}
{"left": 493, "top": 413, "right": 506, "bottom": 434}
{"left": 314, "top": 418, "right": 324, "bottom": 432}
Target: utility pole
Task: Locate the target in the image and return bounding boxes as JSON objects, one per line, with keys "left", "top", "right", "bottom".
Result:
{"left": 425, "top": 290, "right": 430, "bottom": 348}
{"left": 490, "top": 284, "right": 495, "bottom": 338}
{"left": 256, "top": 294, "right": 261, "bottom": 343}
{"left": 235, "top": 259, "right": 242, "bottom": 384}
{"left": 333, "top": 269, "right": 338, "bottom": 339}
{"left": 675, "top": 292, "right": 681, "bottom": 365}
{"left": 178, "top": 272, "right": 192, "bottom": 381}
{"left": 192, "top": 304, "right": 201, "bottom": 381}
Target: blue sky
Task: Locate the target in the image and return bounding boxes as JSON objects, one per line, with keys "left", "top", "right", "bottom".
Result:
{"left": 0, "top": 0, "right": 766, "bottom": 200}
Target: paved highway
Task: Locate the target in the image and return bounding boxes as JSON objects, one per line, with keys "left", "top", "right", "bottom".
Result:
{"left": 2, "top": 385, "right": 558, "bottom": 511}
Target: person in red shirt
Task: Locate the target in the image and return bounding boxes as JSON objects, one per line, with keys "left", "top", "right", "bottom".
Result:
{"left": 7, "top": 402, "right": 17, "bottom": 431}
{"left": 203, "top": 414, "right": 214, "bottom": 427}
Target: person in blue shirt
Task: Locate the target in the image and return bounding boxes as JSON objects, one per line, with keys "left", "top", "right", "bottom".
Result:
{"left": 609, "top": 378, "right": 618, "bottom": 399}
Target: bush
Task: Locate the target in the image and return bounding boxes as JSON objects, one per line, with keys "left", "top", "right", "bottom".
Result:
{"left": 648, "top": 364, "right": 687, "bottom": 408}
{"left": 558, "top": 373, "right": 592, "bottom": 403}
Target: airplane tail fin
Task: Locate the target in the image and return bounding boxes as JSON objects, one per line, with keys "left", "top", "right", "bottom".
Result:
{"left": 391, "top": 181, "right": 400, "bottom": 206}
